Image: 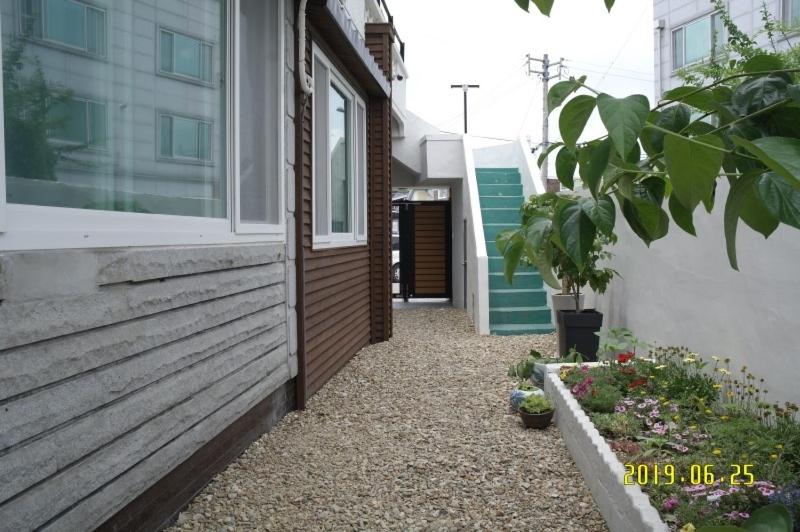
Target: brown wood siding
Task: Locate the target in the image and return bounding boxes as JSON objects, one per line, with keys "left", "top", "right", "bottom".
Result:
{"left": 413, "top": 204, "right": 448, "bottom": 295}
{"left": 296, "top": 19, "right": 393, "bottom": 401}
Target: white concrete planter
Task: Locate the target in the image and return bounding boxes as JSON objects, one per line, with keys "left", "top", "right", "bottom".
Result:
{"left": 543, "top": 366, "right": 669, "bottom": 532}
{"left": 551, "top": 293, "right": 584, "bottom": 312}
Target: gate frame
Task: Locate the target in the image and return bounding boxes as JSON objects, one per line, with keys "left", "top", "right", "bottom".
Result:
{"left": 395, "top": 199, "right": 452, "bottom": 302}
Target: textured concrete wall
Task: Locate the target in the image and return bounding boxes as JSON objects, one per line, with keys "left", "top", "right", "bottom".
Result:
{"left": 0, "top": 242, "right": 291, "bottom": 531}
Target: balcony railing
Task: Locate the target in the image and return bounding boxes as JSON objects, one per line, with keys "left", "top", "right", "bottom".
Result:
{"left": 375, "top": 0, "right": 405, "bottom": 60}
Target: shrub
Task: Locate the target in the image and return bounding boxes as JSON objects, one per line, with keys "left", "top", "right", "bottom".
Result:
{"left": 580, "top": 382, "right": 623, "bottom": 413}
{"left": 591, "top": 412, "right": 642, "bottom": 439}
{"left": 519, "top": 394, "right": 553, "bottom": 415}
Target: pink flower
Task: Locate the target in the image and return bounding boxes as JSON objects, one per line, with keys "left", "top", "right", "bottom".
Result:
{"left": 662, "top": 496, "right": 679, "bottom": 511}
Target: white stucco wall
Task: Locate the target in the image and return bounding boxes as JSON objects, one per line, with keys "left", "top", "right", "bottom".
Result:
{"left": 595, "top": 180, "right": 800, "bottom": 406}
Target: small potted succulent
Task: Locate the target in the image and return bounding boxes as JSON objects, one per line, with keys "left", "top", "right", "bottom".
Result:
{"left": 509, "top": 379, "right": 544, "bottom": 411}
{"left": 518, "top": 394, "right": 554, "bottom": 429}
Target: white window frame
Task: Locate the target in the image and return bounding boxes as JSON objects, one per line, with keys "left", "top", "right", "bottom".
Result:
{"left": 157, "top": 26, "right": 215, "bottom": 86}
{"left": 671, "top": 10, "right": 725, "bottom": 71}
{"left": 0, "top": 0, "right": 287, "bottom": 250}
{"left": 785, "top": 0, "right": 800, "bottom": 25}
{"left": 311, "top": 43, "right": 368, "bottom": 250}
{"left": 49, "top": 96, "right": 108, "bottom": 150}
{"left": 21, "top": 0, "right": 107, "bottom": 58}
{"left": 157, "top": 111, "right": 214, "bottom": 164}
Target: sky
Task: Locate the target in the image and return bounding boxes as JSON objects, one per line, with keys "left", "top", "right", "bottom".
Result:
{"left": 389, "top": 0, "right": 656, "bottom": 151}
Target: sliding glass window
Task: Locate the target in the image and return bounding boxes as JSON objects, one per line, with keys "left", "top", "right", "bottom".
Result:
{"left": 3, "top": 0, "right": 227, "bottom": 218}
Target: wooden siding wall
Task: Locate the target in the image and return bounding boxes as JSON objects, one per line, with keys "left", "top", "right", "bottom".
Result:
{"left": 297, "top": 22, "right": 393, "bottom": 399}
{"left": 413, "top": 203, "right": 449, "bottom": 297}
{"left": 0, "top": 243, "right": 293, "bottom": 531}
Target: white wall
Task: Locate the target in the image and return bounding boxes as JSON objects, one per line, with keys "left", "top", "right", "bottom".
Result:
{"left": 595, "top": 180, "right": 800, "bottom": 406}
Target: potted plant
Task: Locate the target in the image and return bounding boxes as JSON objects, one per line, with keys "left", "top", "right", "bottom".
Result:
{"left": 498, "top": 193, "right": 617, "bottom": 361}
{"left": 518, "top": 394, "right": 554, "bottom": 429}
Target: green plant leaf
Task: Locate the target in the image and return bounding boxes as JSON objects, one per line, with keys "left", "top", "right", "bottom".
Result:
{"left": 498, "top": 230, "right": 525, "bottom": 284}
{"left": 530, "top": 0, "right": 555, "bottom": 15}
{"left": 695, "top": 527, "right": 744, "bottom": 532}
{"left": 547, "top": 76, "right": 587, "bottom": 113}
{"left": 555, "top": 146, "right": 577, "bottom": 189}
{"left": 742, "top": 53, "right": 785, "bottom": 74}
{"left": 724, "top": 173, "right": 761, "bottom": 270}
{"left": 553, "top": 199, "right": 596, "bottom": 268}
{"left": 643, "top": 104, "right": 691, "bottom": 155}
{"left": 739, "top": 178, "right": 778, "bottom": 237}
{"left": 789, "top": 85, "right": 800, "bottom": 104}
{"left": 756, "top": 172, "right": 800, "bottom": 229}
{"left": 664, "top": 133, "right": 725, "bottom": 212}
{"left": 537, "top": 142, "right": 563, "bottom": 168}
{"left": 603, "top": 0, "right": 615, "bottom": 11}
{"left": 559, "top": 95, "right": 596, "bottom": 147}
{"left": 620, "top": 196, "right": 668, "bottom": 245}
{"left": 579, "top": 195, "right": 616, "bottom": 235}
{"left": 514, "top": 0, "right": 530, "bottom": 11}
{"left": 732, "top": 136, "right": 800, "bottom": 189}
{"left": 742, "top": 503, "right": 794, "bottom": 532}
{"left": 668, "top": 193, "right": 696, "bottom": 236}
{"left": 663, "top": 86, "right": 716, "bottom": 111}
{"left": 731, "top": 75, "right": 790, "bottom": 116}
{"left": 579, "top": 138, "right": 612, "bottom": 197}
{"left": 597, "top": 93, "right": 650, "bottom": 159}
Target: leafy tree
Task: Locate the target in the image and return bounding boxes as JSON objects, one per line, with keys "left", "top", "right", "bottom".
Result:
{"left": 507, "top": 0, "right": 800, "bottom": 278}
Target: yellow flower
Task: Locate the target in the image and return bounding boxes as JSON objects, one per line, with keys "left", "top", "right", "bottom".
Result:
{"left": 683, "top": 357, "right": 695, "bottom": 363}
{"left": 655, "top": 364, "right": 666, "bottom": 370}
{"left": 712, "top": 448, "right": 722, "bottom": 456}
{"left": 720, "top": 415, "right": 730, "bottom": 421}
{"left": 776, "top": 444, "right": 784, "bottom": 449}
{"left": 705, "top": 409, "right": 713, "bottom": 414}
{"left": 673, "top": 415, "right": 681, "bottom": 421}
{"left": 713, "top": 384, "right": 723, "bottom": 389}
{"left": 681, "top": 524, "right": 697, "bottom": 532}
{"left": 770, "top": 454, "right": 779, "bottom": 460}
{"left": 726, "top": 392, "right": 735, "bottom": 398}
{"left": 689, "top": 425, "right": 697, "bottom": 430}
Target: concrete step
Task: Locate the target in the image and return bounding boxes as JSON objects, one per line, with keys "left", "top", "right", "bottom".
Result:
{"left": 481, "top": 208, "right": 521, "bottom": 224}
{"left": 489, "top": 272, "right": 542, "bottom": 290}
{"left": 490, "top": 288, "right": 547, "bottom": 307}
{"left": 479, "top": 196, "right": 525, "bottom": 209}
{"left": 478, "top": 184, "right": 523, "bottom": 197}
{"left": 491, "top": 323, "right": 556, "bottom": 336}
{"left": 483, "top": 223, "right": 519, "bottom": 242}
{"left": 488, "top": 257, "right": 535, "bottom": 273}
{"left": 476, "top": 172, "right": 521, "bottom": 185}
{"left": 490, "top": 306, "right": 552, "bottom": 325}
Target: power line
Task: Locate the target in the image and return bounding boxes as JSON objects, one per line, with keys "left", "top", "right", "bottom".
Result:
{"left": 596, "top": 4, "right": 651, "bottom": 90}
{"left": 564, "top": 65, "right": 653, "bottom": 83}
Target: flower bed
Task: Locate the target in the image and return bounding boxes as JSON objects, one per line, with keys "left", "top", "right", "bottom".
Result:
{"left": 554, "top": 347, "right": 799, "bottom": 531}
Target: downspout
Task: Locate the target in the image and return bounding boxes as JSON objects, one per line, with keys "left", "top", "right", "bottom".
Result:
{"left": 655, "top": 19, "right": 665, "bottom": 101}
{"left": 295, "top": 0, "right": 313, "bottom": 409}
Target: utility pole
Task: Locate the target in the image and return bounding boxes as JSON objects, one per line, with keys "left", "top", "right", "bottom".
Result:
{"left": 526, "top": 53, "right": 564, "bottom": 191}
{"left": 450, "top": 84, "right": 480, "bottom": 134}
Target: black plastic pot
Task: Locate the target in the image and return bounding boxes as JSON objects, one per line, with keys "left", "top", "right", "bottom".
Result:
{"left": 557, "top": 309, "right": 603, "bottom": 361}
{"left": 519, "top": 409, "right": 554, "bottom": 429}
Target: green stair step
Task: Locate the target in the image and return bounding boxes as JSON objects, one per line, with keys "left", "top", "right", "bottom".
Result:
{"left": 476, "top": 173, "right": 521, "bottom": 185}
{"left": 482, "top": 208, "right": 522, "bottom": 224}
{"left": 483, "top": 223, "right": 520, "bottom": 241}
{"left": 489, "top": 272, "right": 542, "bottom": 290}
{"left": 491, "top": 323, "right": 555, "bottom": 336}
{"left": 490, "top": 306, "right": 552, "bottom": 324}
{"left": 476, "top": 167, "right": 520, "bottom": 173}
{"left": 490, "top": 288, "right": 546, "bottom": 307}
{"left": 479, "top": 196, "right": 524, "bottom": 209}
{"left": 489, "top": 257, "right": 535, "bottom": 273}
{"left": 478, "top": 184, "right": 522, "bottom": 197}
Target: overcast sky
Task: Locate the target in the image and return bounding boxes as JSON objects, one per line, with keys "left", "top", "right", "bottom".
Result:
{"left": 390, "top": 0, "right": 656, "bottom": 150}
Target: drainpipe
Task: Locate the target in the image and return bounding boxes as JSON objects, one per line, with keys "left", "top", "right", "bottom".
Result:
{"left": 295, "top": 0, "right": 312, "bottom": 409}
{"left": 655, "top": 19, "right": 665, "bottom": 101}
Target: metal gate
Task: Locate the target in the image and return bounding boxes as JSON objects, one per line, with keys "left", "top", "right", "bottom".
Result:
{"left": 397, "top": 201, "right": 451, "bottom": 301}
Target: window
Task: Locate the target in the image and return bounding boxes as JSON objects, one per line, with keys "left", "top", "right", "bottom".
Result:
{"left": 21, "top": 0, "right": 107, "bottom": 57}
{"left": 49, "top": 97, "right": 107, "bottom": 148}
{"left": 159, "top": 114, "right": 213, "bottom": 162}
{"left": 672, "top": 12, "right": 725, "bottom": 69}
{"left": 159, "top": 29, "right": 214, "bottom": 84}
{"left": 3, "top": 0, "right": 227, "bottom": 220}
{"left": 786, "top": 0, "right": 800, "bottom": 25}
{"left": 312, "top": 45, "right": 367, "bottom": 247}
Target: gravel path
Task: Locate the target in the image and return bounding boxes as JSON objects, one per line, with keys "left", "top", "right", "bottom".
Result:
{"left": 169, "top": 307, "right": 608, "bottom": 531}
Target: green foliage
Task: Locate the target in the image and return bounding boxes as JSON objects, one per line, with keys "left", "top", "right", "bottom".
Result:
{"left": 496, "top": 193, "right": 617, "bottom": 311}
{"left": 579, "top": 382, "right": 623, "bottom": 413}
{"left": 510, "top": 0, "right": 800, "bottom": 273}
{"left": 590, "top": 412, "right": 642, "bottom": 439}
{"left": 596, "top": 327, "right": 650, "bottom": 360}
{"left": 507, "top": 356, "right": 536, "bottom": 380}
{"left": 519, "top": 394, "right": 553, "bottom": 414}
{"left": 695, "top": 504, "right": 794, "bottom": 532}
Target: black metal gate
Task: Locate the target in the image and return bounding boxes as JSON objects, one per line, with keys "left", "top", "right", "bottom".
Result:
{"left": 396, "top": 201, "right": 452, "bottom": 301}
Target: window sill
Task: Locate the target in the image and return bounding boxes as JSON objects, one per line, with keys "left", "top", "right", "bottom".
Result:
{"left": 312, "top": 238, "right": 368, "bottom": 251}
{"left": 156, "top": 71, "right": 216, "bottom": 89}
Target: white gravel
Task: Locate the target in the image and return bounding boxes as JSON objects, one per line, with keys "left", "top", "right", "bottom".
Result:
{"left": 168, "top": 307, "right": 607, "bottom": 531}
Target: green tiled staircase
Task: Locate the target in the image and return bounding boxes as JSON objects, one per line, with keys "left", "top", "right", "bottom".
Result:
{"left": 477, "top": 168, "right": 554, "bottom": 336}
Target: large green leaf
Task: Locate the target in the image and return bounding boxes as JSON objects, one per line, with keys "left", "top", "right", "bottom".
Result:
{"left": 579, "top": 139, "right": 612, "bottom": 197}
{"left": 498, "top": 229, "right": 525, "bottom": 284}
{"left": 732, "top": 136, "right": 800, "bottom": 189}
{"left": 724, "top": 173, "right": 761, "bottom": 270}
{"left": 537, "top": 142, "right": 563, "bottom": 168}
{"left": 757, "top": 172, "right": 800, "bottom": 229}
{"left": 603, "top": 0, "right": 615, "bottom": 10}
{"left": 555, "top": 147, "right": 577, "bottom": 189}
{"left": 742, "top": 504, "right": 794, "bottom": 532}
{"left": 739, "top": 178, "right": 779, "bottom": 237}
{"left": 643, "top": 104, "right": 691, "bottom": 155}
{"left": 663, "top": 86, "right": 716, "bottom": 111}
{"left": 742, "top": 53, "right": 786, "bottom": 74}
{"left": 559, "top": 95, "right": 596, "bottom": 147}
{"left": 668, "top": 193, "right": 696, "bottom": 236}
{"left": 620, "top": 197, "right": 669, "bottom": 245}
{"left": 597, "top": 93, "right": 650, "bottom": 159}
{"left": 634, "top": 176, "right": 666, "bottom": 205}
{"left": 547, "top": 76, "right": 587, "bottom": 113}
{"left": 664, "top": 133, "right": 725, "bottom": 212}
{"left": 514, "top": 0, "right": 555, "bottom": 15}
{"left": 553, "top": 199, "right": 596, "bottom": 268}
{"left": 579, "top": 195, "right": 616, "bottom": 235}
{"left": 731, "top": 75, "right": 789, "bottom": 116}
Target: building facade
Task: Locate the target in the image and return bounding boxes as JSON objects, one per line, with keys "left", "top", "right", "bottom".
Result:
{"left": 0, "top": 0, "right": 397, "bottom": 529}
